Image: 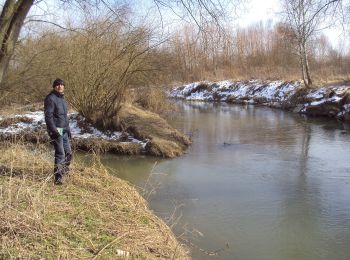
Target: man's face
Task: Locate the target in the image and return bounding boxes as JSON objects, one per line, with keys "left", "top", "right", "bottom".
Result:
{"left": 54, "top": 84, "right": 64, "bottom": 93}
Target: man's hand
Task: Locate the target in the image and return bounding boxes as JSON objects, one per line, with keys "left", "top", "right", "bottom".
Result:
{"left": 50, "top": 131, "right": 60, "bottom": 140}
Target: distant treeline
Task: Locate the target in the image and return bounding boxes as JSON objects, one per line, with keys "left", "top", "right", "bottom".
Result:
{"left": 166, "top": 22, "right": 350, "bottom": 83}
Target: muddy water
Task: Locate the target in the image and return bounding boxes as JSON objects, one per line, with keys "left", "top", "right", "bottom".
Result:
{"left": 88, "top": 102, "right": 350, "bottom": 260}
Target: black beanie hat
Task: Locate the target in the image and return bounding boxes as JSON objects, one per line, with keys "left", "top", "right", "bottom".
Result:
{"left": 52, "top": 78, "right": 65, "bottom": 88}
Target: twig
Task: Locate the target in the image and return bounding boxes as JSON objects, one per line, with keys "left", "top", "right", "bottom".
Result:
{"left": 92, "top": 231, "right": 133, "bottom": 259}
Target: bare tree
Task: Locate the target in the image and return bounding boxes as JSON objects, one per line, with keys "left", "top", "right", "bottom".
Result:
{"left": 281, "top": 0, "right": 341, "bottom": 87}
{"left": 0, "top": 0, "right": 243, "bottom": 87}
{"left": 153, "top": 0, "right": 240, "bottom": 29}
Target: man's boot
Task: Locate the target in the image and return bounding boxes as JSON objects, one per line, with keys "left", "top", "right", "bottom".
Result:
{"left": 54, "top": 176, "right": 63, "bottom": 185}
{"left": 54, "top": 165, "right": 64, "bottom": 185}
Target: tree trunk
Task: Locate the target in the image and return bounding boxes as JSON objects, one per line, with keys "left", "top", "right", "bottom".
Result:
{"left": 299, "top": 41, "right": 312, "bottom": 88}
{"left": 298, "top": 43, "right": 306, "bottom": 86}
{"left": 0, "top": 0, "right": 34, "bottom": 85}
{"left": 303, "top": 50, "right": 312, "bottom": 87}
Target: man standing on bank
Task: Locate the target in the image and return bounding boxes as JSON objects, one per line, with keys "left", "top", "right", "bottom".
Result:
{"left": 44, "top": 78, "right": 72, "bottom": 185}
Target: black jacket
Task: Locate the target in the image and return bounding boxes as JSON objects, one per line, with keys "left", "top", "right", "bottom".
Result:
{"left": 44, "top": 90, "right": 70, "bottom": 136}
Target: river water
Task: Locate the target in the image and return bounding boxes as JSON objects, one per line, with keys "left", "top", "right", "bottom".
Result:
{"left": 92, "top": 102, "right": 350, "bottom": 260}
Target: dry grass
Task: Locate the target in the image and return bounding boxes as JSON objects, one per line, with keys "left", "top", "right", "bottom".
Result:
{"left": 130, "top": 87, "right": 175, "bottom": 117}
{"left": 72, "top": 138, "right": 143, "bottom": 155}
{"left": 144, "top": 137, "right": 184, "bottom": 158}
{"left": 0, "top": 103, "right": 43, "bottom": 117}
{"left": 312, "top": 77, "right": 350, "bottom": 88}
{"left": 120, "top": 104, "right": 191, "bottom": 158}
{"left": 0, "top": 142, "right": 189, "bottom": 259}
{"left": 0, "top": 116, "right": 33, "bottom": 128}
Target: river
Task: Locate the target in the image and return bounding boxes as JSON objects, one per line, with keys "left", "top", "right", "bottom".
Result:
{"left": 82, "top": 101, "right": 350, "bottom": 260}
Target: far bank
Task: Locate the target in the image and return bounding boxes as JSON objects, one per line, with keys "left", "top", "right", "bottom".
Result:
{"left": 169, "top": 80, "right": 350, "bottom": 123}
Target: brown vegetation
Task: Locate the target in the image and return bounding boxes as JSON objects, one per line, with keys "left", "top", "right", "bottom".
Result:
{"left": 131, "top": 86, "right": 175, "bottom": 117}
{"left": 120, "top": 103, "right": 191, "bottom": 158}
{"left": 0, "top": 143, "right": 189, "bottom": 259}
{"left": 0, "top": 116, "right": 32, "bottom": 127}
{"left": 72, "top": 138, "right": 143, "bottom": 155}
{"left": 166, "top": 22, "right": 350, "bottom": 85}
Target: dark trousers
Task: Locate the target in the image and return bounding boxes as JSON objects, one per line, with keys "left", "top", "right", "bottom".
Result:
{"left": 52, "top": 131, "right": 72, "bottom": 181}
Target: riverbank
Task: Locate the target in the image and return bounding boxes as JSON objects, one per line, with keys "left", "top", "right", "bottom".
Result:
{"left": 0, "top": 103, "right": 191, "bottom": 158}
{"left": 169, "top": 80, "right": 350, "bottom": 122}
{"left": 0, "top": 142, "right": 189, "bottom": 259}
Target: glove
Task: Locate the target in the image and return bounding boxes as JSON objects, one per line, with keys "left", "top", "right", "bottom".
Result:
{"left": 50, "top": 131, "right": 60, "bottom": 140}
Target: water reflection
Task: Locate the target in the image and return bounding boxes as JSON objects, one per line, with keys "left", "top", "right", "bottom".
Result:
{"left": 97, "top": 102, "right": 350, "bottom": 260}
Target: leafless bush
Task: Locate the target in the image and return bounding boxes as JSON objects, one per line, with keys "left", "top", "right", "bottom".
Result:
{"left": 59, "top": 16, "right": 156, "bottom": 130}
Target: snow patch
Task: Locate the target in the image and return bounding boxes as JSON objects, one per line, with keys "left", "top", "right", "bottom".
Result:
{"left": 0, "top": 111, "right": 146, "bottom": 145}
{"left": 310, "top": 96, "right": 343, "bottom": 106}
{"left": 306, "top": 88, "right": 328, "bottom": 100}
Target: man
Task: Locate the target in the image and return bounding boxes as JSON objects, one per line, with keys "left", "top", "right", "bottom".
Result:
{"left": 44, "top": 78, "right": 72, "bottom": 185}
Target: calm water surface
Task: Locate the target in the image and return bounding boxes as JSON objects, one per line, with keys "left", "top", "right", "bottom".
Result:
{"left": 89, "top": 102, "right": 350, "bottom": 260}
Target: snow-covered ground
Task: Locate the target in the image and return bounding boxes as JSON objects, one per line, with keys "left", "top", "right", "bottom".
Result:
{"left": 0, "top": 111, "right": 44, "bottom": 135}
{"left": 170, "top": 80, "right": 350, "bottom": 120}
{"left": 0, "top": 111, "right": 146, "bottom": 146}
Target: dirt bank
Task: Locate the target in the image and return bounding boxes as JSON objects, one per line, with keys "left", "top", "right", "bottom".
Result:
{"left": 120, "top": 104, "right": 191, "bottom": 158}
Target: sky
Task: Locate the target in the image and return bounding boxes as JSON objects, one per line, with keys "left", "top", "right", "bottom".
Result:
{"left": 236, "top": 0, "right": 346, "bottom": 48}
{"left": 237, "top": 0, "right": 281, "bottom": 26}
{"left": 2, "top": 0, "right": 345, "bottom": 48}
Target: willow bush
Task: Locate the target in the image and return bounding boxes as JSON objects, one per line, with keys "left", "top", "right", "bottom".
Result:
{"left": 62, "top": 19, "right": 154, "bottom": 130}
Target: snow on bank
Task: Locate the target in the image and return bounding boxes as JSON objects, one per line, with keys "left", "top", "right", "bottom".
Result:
{"left": 0, "top": 111, "right": 44, "bottom": 135}
{"left": 0, "top": 111, "right": 146, "bottom": 146}
{"left": 170, "top": 80, "right": 301, "bottom": 104}
{"left": 170, "top": 80, "right": 350, "bottom": 120}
